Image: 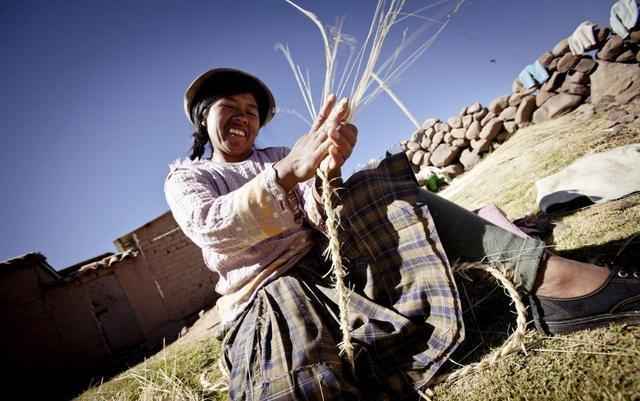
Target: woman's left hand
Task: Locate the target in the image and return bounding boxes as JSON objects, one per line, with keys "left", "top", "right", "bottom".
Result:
{"left": 320, "top": 121, "right": 358, "bottom": 174}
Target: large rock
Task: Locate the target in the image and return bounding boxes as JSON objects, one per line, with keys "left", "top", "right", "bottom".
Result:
{"left": 503, "top": 120, "right": 518, "bottom": 134}
{"left": 430, "top": 144, "right": 460, "bottom": 167}
{"left": 574, "top": 57, "right": 597, "bottom": 74}
{"left": 410, "top": 129, "right": 424, "bottom": 143}
{"left": 424, "top": 127, "right": 435, "bottom": 138}
{"left": 480, "top": 111, "right": 496, "bottom": 126}
{"left": 431, "top": 131, "right": 445, "bottom": 147}
{"left": 508, "top": 93, "right": 524, "bottom": 107}
{"left": 566, "top": 71, "right": 589, "bottom": 85}
{"left": 594, "top": 26, "right": 610, "bottom": 45}
{"left": 551, "top": 38, "right": 570, "bottom": 56}
{"left": 444, "top": 132, "right": 453, "bottom": 144}
{"left": 596, "top": 36, "right": 625, "bottom": 61}
{"left": 474, "top": 107, "right": 489, "bottom": 121}
{"left": 541, "top": 71, "right": 565, "bottom": 92}
{"left": 513, "top": 78, "right": 524, "bottom": 92}
{"left": 411, "top": 150, "right": 425, "bottom": 165}
{"left": 498, "top": 106, "right": 517, "bottom": 121}
{"left": 451, "top": 138, "right": 469, "bottom": 148}
{"left": 556, "top": 52, "right": 580, "bottom": 73}
{"left": 538, "top": 51, "right": 555, "bottom": 69}
{"left": 407, "top": 141, "right": 420, "bottom": 151}
{"left": 616, "top": 50, "right": 635, "bottom": 63}
{"left": 465, "top": 120, "right": 481, "bottom": 140}
{"left": 470, "top": 138, "right": 492, "bottom": 152}
{"left": 532, "top": 93, "right": 583, "bottom": 123}
{"left": 460, "top": 148, "right": 481, "bottom": 170}
{"left": 443, "top": 163, "right": 464, "bottom": 177}
{"left": 405, "top": 149, "right": 415, "bottom": 160}
{"left": 590, "top": 60, "right": 640, "bottom": 104}
{"left": 451, "top": 127, "right": 466, "bottom": 139}
{"left": 559, "top": 82, "right": 589, "bottom": 97}
{"left": 536, "top": 90, "right": 557, "bottom": 107}
{"left": 489, "top": 94, "right": 510, "bottom": 114}
{"left": 515, "top": 95, "right": 537, "bottom": 124}
{"left": 467, "top": 101, "right": 482, "bottom": 114}
{"left": 615, "top": 80, "right": 640, "bottom": 104}
{"left": 479, "top": 119, "right": 504, "bottom": 140}
{"left": 462, "top": 114, "right": 473, "bottom": 128}
{"left": 518, "top": 86, "right": 538, "bottom": 97}
{"left": 448, "top": 116, "right": 462, "bottom": 128}
{"left": 420, "top": 136, "right": 431, "bottom": 150}
{"left": 437, "top": 122, "right": 451, "bottom": 133}
{"left": 422, "top": 118, "right": 438, "bottom": 130}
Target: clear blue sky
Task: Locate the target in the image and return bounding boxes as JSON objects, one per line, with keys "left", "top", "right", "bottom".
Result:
{"left": 0, "top": 0, "right": 612, "bottom": 269}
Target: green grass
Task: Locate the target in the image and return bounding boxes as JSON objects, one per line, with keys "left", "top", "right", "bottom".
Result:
{"left": 77, "top": 105, "right": 640, "bottom": 400}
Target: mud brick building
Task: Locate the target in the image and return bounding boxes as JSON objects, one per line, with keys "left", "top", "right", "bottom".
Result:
{"left": 0, "top": 211, "right": 216, "bottom": 398}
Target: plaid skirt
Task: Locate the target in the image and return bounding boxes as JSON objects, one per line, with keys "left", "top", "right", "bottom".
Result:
{"left": 219, "top": 154, "right": 464, "bottom": 400}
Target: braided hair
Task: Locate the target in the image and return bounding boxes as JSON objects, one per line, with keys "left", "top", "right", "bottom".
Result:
{"left": 188, "top": 96, "right": 219, "bottom": 160}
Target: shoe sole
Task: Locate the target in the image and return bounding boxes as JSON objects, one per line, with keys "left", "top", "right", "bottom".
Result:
{"left": 533, "top": 309, "right": 640, "bottom": 335}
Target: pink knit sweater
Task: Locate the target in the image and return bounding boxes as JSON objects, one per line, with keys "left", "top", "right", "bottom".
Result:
{"left": 164, "top": 147, "right": 323, "bottom": 325}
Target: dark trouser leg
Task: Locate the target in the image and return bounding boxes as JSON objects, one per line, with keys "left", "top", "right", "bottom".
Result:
{"left": 418, "top": 190, "right": 546, "bottom": 292}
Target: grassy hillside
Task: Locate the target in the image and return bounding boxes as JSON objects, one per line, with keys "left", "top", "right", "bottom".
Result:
{"left": 77, "top": 104, "right": 640, "bottom": 401}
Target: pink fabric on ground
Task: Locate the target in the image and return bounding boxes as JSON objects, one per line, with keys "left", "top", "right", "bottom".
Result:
{"left": 473, "top": 204, "right": 530, "bottom": 239}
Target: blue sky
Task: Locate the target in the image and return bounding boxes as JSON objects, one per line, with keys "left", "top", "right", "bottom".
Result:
{"left": 0, "top": 0, "right": 612, "bottom": 269}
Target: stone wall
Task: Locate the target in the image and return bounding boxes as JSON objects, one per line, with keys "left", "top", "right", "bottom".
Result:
{"left": 401, "top": 24, "right": 640, "bottom": 183}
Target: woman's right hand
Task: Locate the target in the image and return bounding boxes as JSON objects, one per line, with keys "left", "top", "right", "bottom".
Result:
{"left": 274, "top": 94, "right": 355, "bottom": 191}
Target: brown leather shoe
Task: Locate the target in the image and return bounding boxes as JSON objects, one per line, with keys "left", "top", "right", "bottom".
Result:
{"left": 529, "top": 267, "right": 640, "bottom": 335}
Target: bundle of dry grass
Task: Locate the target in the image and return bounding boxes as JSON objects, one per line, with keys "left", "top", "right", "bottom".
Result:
{"left": 279, "top": 0, "right": 465, "bottom": 371}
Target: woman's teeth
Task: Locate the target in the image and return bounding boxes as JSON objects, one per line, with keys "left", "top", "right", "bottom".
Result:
{"left": 228, "top": 128, "right": 246, "bottom": 137}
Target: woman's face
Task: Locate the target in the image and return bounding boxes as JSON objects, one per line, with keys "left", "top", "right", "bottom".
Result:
{"left": 204, "top": 92, "right": 261, "bottom": 163}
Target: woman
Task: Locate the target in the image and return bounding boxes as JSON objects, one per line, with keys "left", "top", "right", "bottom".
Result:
{"left": 165, "top": 68, "right": 640, "bottom": 400}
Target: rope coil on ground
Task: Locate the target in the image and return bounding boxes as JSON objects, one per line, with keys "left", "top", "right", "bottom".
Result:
{"left": 429, "top": 262, "right": 528, "bottom": 388}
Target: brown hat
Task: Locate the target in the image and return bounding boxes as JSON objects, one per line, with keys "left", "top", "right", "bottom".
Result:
{"left": 183, "top": 68, "right": 276, "bottom": 126}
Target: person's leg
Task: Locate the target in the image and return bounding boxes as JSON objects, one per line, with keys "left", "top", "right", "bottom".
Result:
{"left": 417, "top": 189, "right": 640, "bottom": 335}
{"left": 418, "top": 189, "right": 545, "bottom": 292}
{"left": 419, "top": 189, "right": 611, "bottom": 297}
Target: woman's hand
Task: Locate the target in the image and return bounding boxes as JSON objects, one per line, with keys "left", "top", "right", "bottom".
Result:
{"left": 274, "top": 94, "right": 358, "bottom": 192}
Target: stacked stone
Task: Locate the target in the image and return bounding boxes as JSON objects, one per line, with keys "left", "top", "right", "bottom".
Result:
{"left": 399, "top": 24, "right": 640, "bottom": 183}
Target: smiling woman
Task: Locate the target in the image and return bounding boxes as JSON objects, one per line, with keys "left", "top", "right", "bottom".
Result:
{"left": 164, "top": 67, "right": 640, "bottom": 400}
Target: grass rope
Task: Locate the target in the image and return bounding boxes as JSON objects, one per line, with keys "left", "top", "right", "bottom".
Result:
{"left": 317, "top": 168, "right": 355, "bottom": 370}
{"left": 429, "top": 262, "right": 528, "bottom": 388}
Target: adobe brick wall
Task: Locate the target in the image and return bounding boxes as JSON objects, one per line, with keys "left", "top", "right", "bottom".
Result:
{"left": 118, "top": 212, "right": 218, "bottom": 321}
{"left": 0, "top": 265, "right": 68, "bottom": 373}
{"left": 44, "top": 278, "right": 112, "bottom": 374}
{"left": 113, "top": 255, "right": 177, "bottom": 348}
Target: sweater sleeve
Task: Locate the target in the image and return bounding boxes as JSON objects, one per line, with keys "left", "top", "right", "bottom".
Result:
{"left": 296, "top": 178, "right": 326, "bottom": 231}
{"left": 164, "top": 161, "right": 302, "bottom": 254}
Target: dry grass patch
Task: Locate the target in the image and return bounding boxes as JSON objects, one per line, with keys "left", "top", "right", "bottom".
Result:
{"left": 432, "top": 325, "right": 640, "bottom": 401}
{"left": 75, "top": 337, "right": 229, "bottom": 401}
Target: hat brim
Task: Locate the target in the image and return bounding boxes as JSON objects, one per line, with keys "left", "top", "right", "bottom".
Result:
{"left": 184, "top": 68, "right": 276, "bottom": 126}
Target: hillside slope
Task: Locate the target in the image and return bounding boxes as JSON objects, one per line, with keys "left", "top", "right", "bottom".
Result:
{"left": 77, "top": 104, "right": 640, "bottom": 401}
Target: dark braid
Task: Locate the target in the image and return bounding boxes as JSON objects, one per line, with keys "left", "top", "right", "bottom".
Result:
{"left": 189, "top": 126, "right": 209, "bottom": 160}
{"left": 188, "top": 96, "right": 218, "bottom": 160}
